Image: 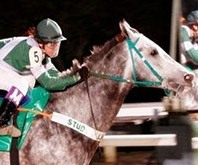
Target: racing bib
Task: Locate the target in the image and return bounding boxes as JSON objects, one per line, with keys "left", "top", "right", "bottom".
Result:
{"left": 29, "top": 47, "right": 43, "bottom": 68}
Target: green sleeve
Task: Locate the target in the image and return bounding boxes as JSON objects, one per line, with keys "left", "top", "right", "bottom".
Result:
{"left": 37, "top": 73, "right": 80, "bottom": 91}
{"left": 47, "top": 66, "right": 59, "bottom": 77}
{"left": 186, "top": 49, "right": 198, "bottom": 63}
{"left": 180, "top": 26, "right": 198, "bottom": 63}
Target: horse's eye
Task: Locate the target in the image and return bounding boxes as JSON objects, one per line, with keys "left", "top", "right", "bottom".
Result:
{"left": 150, "top": 49, "right": 158, "bottom": 56}
{"left": 139, "top": 47, "right": 143, "bottom": 52}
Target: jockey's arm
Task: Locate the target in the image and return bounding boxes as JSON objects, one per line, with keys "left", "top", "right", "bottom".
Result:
{"left": 36, "top": 71, "right": 80, "bottom": 91}
{"left": 30, "top": 58, "right": 80, "bottom": 91}
{"left": 180, "top": 26, "right": 198, "bottom": 63}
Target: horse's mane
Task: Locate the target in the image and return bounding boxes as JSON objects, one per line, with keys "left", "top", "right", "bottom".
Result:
{"left": 91, "top": 38, "right": 117, "bottom": 54}
{"left": 93, "top": 34, "right": 126, "bottom": 54}
{"left": 85, "top": 34, "right": 126, "bottom": 65}
{"left": 63, "top": 34, "right": 126, "bottom": 78}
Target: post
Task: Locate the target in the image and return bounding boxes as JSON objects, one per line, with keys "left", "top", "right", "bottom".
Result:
{"left": 169, "top": 0, "right": 181, "bottom": 61}
{"left": 103, "top": 146, "right": 117, "bottom": 163}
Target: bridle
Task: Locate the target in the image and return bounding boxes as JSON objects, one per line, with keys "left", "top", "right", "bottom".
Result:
{"left": 90, "top": 34, "right": 164, "bottom": 88}
{"left": 84, "top": 34, "right": 170, "bottom": 141}
{"left": 126, "top": 36, "right": 163, "bottom": 87}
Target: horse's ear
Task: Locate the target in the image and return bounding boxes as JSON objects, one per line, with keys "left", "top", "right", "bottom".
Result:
{"left": 119, "top": 19, "right": 139, "bottom": 40}
{"left": 119, "top": 19, "right": 128, "bottom": 37}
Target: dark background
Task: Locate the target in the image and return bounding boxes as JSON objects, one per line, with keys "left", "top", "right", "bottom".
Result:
{"left": 0, "top": 0, "right": 187, "bottom": 103}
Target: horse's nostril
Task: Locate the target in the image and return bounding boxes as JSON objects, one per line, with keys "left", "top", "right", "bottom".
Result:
{"left": 184, "top": 74, "right": 194, "bottom": 83}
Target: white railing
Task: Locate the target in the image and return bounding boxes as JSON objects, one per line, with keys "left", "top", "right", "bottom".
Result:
{"left": 100, "top": 134, "right": 177, "bottom": 147}
{"left": 114, "top": 102, "right": 167, "bottom": 122}
{"left": 100, "top": 134, "right": 198, "bottom": 149}
{"left": 100, "top": 102, "right": 198, "bottom": 163}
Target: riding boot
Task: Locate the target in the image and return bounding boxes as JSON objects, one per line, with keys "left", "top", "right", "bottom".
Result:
{"left": 0, "top": 98, "right": 21, "bottom": 137}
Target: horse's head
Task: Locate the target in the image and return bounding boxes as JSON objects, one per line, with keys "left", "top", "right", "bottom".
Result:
{"left": 119, "top": 19, "right": 194, "bottom": 96}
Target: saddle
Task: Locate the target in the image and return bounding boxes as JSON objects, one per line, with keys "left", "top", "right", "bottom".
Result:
{"left": 0, "top": 86, "right": 50, "bottom": 151}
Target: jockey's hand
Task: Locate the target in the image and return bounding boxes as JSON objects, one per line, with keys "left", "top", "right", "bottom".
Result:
{"left": 78, "top": 64, "right": 90, "bottom": 81}
{"left": 58, "top": 59, "right": 81, "bottom": 77}
{"left": 191, "top": 29, "right": 198, "bottom": 39}
{"left": 71, "top": 59, "right": 81, "bottom": 74}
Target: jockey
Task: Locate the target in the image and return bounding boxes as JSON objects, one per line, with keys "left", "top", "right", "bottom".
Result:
{"left": 0, "top": 18, "right": 88, "bottom": 137}
{"left": 180, "top": 10, "right": 198, "bottom": 70}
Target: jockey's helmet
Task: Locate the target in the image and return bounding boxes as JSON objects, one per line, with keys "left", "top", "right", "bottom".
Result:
{"left": 35, "top": 18, "right": 66, "bottom": 42}
{"left": 187, "top": 10, "right": 198, "bottom": 25}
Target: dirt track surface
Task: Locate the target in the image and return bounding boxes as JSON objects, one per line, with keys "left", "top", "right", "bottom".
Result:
{"left": 91, "top": 150, "right": 159, "bottom": 165}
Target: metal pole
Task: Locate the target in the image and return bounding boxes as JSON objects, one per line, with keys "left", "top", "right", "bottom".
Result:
{"left": 169, "top": 0, "right": 182, "bottom": 61}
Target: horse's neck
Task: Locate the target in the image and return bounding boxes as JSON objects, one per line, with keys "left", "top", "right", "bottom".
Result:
{"left": 50, "top": 39, "right": 132, "bottom": 132}
{"left": 39, "top": 39, "right": 133, "bottom": 165}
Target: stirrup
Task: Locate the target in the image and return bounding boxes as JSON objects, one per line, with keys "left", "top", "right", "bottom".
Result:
{"left": 0, "top": 125, "right": 21, "bottom": 137}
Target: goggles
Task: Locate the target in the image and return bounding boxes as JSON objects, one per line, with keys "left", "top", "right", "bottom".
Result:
{"left": 45, "top": 42, "right": 60, "bottom": 49}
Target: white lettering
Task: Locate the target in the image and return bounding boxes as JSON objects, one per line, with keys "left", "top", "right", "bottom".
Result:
{"left": 9, "top": 89, "right": 23, "bottom": 105}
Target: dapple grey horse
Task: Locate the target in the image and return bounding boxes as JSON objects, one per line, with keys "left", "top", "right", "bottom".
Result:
{"left": 0, "top": 20, "right": 194, "bottom": 165}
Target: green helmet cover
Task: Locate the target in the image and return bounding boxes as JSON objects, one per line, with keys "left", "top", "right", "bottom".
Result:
{"left": 35, "top": 18, "right": 66, "bottom": 42}
{"left": 187, "top": 10, "right": 198, "bottom": 25}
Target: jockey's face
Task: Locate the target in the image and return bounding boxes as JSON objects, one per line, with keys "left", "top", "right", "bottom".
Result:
{"left": 191, "top": 24, "right": 198, "bottom": 32}
{"left": 43, "top": 42, "right": 61, "bottom": 58}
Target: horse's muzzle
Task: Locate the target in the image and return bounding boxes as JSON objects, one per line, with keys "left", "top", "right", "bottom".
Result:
{"left": 184, "top": 73, "right": 194, "bottom": 85}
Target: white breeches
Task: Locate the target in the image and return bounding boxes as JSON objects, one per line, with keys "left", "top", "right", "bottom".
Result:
{"left": 0, "top": 65, "right": 34, "bottom": 96}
